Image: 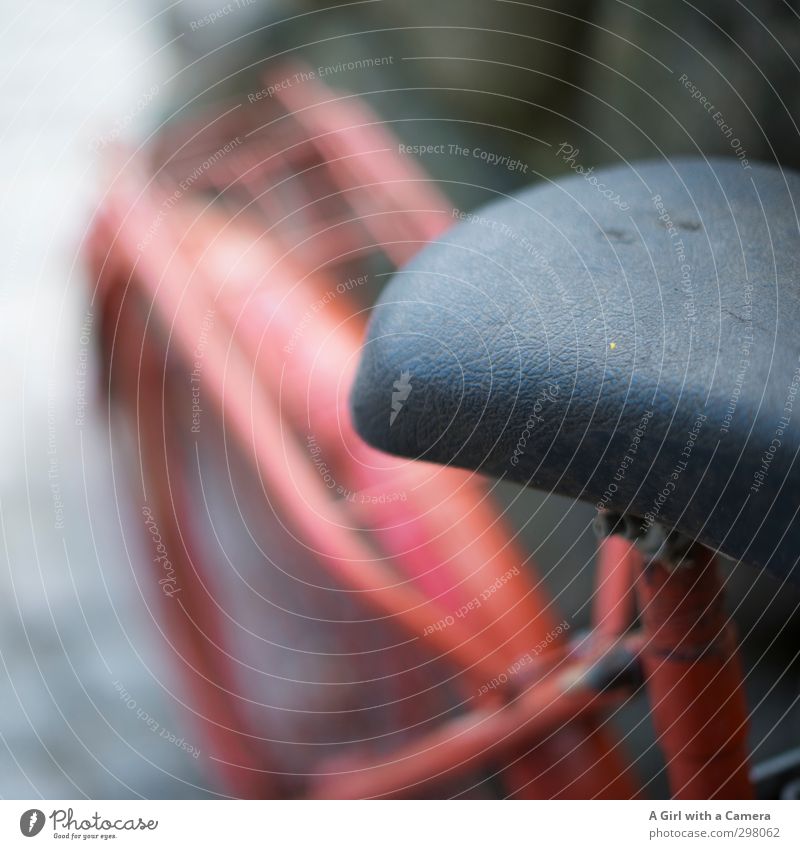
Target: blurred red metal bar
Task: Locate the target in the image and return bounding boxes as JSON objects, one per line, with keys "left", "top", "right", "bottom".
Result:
{"left": 308, "top": 641, "right": 638, "bottom": 799}
{"left": 94, "top": 258, "right": 277, "bottom": 797}
{"left": 86, "top": 67, "right": 641, "bottom": 797}
{"left": 503, "top": 529, "right": 644, "bottom": 798}
{"left": 174, "top": 204, "right": 639, "bottom": 799}
{"left": 179, "top": 204, "right": 566, "bottom": 673}
{"left": 635, "top": 549, "right": 751, "bottom": 799}
{"left": 273, "top": 68, "right": 450, "bottom": 256}
{"left": 139, "top": 78, "right": 564, "bottom": 680}
{"left": 98, "top": 172, "right": 504, "bottom": 688}
{"left": 594, "top": 534, "right": 642, "bottom": 640}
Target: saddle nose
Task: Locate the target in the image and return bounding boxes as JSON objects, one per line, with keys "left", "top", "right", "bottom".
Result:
{"left": 350, "top": 157, "right": 800, "bottom": 584}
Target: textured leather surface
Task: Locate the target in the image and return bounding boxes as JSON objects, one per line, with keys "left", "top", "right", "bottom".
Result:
{"left": 350, "top": 158, "right": 800, "bottom": 583}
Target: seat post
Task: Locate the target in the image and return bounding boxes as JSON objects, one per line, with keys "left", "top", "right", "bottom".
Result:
{"left": 594, "top": 512, "right": 752, "bottom": 798}
{"left": 634, "top": 542, "right": 752, "bottom": 799}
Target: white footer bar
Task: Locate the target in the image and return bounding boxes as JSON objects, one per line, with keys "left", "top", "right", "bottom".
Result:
{"left": 2, "top": 800, "right": 798, "bottom": 848}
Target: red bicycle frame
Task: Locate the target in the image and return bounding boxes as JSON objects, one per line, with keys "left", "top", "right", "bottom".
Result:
{"left": 86, "top": 66, "right": 750, "bottom": 800}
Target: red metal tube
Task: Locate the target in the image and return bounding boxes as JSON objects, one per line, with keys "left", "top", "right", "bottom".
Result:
{"left": 593, "top": 534, "right": 642, "bottom": 640}
{"left": 308, "top": 659, "right": 628, "bottom": 799}
{"left": 635, "top": 548, "right": 752, "bottom": 799}
{"left": 87, "top": 73, "right": 641, "bottom": 797}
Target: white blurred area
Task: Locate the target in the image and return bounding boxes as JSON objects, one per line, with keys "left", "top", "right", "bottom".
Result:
{"left": 0, "top": 0, "right": 211, "bottom": 797}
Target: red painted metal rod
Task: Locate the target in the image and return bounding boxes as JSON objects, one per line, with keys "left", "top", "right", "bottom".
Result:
{"left": 594, "top": 534, "right": 642, "bottom": 640}
{"left": 308, "top": 648, "right": 634, "bottom": 799}
{"left": 635, "top": 548, "right": 752, "bottom": 799}
{"left": 156, "top": 200, "right": 565, "bottom": 677}
{"left": 101, "top": 181, "right": 502, "bottom": 686}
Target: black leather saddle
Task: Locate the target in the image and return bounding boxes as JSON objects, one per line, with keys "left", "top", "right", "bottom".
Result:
{"left": 350, "top": 158, "right": 800, "bottom": 584}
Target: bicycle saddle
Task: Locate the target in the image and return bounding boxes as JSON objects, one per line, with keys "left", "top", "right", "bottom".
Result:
{"left": 350, "top": 158, "right": 800, "bottom": 584}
